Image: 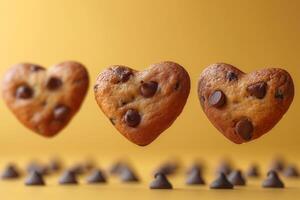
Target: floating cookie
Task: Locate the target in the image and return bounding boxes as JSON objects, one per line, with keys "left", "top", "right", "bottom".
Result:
{"left": 94, "top": 61, "right": 190, "bottom": 146}
{"left": 198, "top": 63, "right": 294, "bottom": 144}
{"left": 2, "top": 61, "right": 89, "bottom": 137}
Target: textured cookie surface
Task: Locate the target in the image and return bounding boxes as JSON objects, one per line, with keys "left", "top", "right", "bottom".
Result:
{"left": 2, "top": 61, "right": 89, "bottom": 137}
{"left": 198, "top": 63, "right": 294, "bottom": 144}
{"left": 94, "top": 61, "right": 190, "bottom": 146}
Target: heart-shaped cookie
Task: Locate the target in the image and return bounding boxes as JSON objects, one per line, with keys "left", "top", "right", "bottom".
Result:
{"left": 198, "top": 63, "right": 294, "bottom": 144}
{"left": 2, "top": 61, "right": 89, "bottom": 137}
{"left": 94, "top": 61, "right": 190, "bottom": 146}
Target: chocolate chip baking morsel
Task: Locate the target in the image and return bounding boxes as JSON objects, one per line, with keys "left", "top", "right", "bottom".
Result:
{"left": 198, "top": 63, "right": 294, "bottom": 144}
{"left": 2, "top": 61, "right": 89, "bottom": 137}
{"left": 94, "top": 61, "right": 190, "bottom": 146}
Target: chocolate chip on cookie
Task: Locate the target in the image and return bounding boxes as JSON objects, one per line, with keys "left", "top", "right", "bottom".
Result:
{"left": 124, "top": 109, "right": 141, "bottom": 127}
{"left": 15, "top": 84, "right": 33, "bottom": 99}
{"left": 208, "top": 90, "right": 226, "bottom": 108}
{"left": 53, "top": 105, "right": 70, "bottom": 122}
{"left": 30, "top": 65, "right": 45, "bottom": 72}
{"left": 226, "top": 71, "right": 238, "bottom": 81}
{"left": 93, "top": 84, "right": 99, "bottom": 92}
{"left": 174, "top": 81, "right": 180, "bottom": 90}
{"left": 235, "top": 118, "right": 253, "bottom": 141}
{"left": 94, "top": 61, "right": 190, "bottom": 146}
{"left": 47, "top": 77, "right": 62, "bottom": 90}
{"left": 140, "top": 81, "right": 158, "bottom": 98}
{"left": 275, "top": 89, "right": 284, "bottom": 100}
{"left": 247, "top": 82, "right": 267, "bottom": 99}
{"left": 2, "top": 61, "right": 89, "bottom": 137}
{"left": 198, "top": 63, "right": 294, "bottom": 144}
{"left": 113, "top": 66, "right": 133, "bottom": 83}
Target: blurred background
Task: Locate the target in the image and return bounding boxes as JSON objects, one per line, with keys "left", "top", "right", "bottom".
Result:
{"left": 0, "top": 0, "right": 299, "bottom": 161}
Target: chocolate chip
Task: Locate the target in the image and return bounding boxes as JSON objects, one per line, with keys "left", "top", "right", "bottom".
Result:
{"left": 68, "top": 164, "right": 85, "bottom": 175}
{"left": 59, "top": 170, "right": 78, "bottom": 184}
{"left": 154, "top": 162, "right": 178, "bottom": 176}
{"left": 27, "top": 162, "right": 49, "bottom": 175}
{"left": 235, "top": 118, "right": 253, "bottom": 141}
{"left": 216, "top": 161, "right": 232, "bottom": 175}
{"left": 186, "top": 163, "right": 203, "bottom": 175}
{"left": 283, "top": 165, "right": 299, "bottom": 177}
{"left": 120, "top": 166, "right": 139, "bottom": 182}
{"left": 1, "top": 164, "right": 20, "bottom": 179}
{"left": 262, "top": 170, "right": 284, "bottom": 188}
{"left": 247, "top": 82, "right": 267, "bottom": 99}
{"left": 226, "top": 71, "right": 238, "bottom": 81}
{"left": 269, "top": 158, "right": 285, "bottom": 172}
{"left": 208, "top": 90, "right": 226, "bottom": 108}
{"left": 15, "top": 85, "right": 33, "bottom": 99}
{"left": 47, "top": 77, "right": 62, "bottom": 90}
{"left": 53, "top": 105, "right": 70, "bottom": 121}
{"left": 114, "top": 67, "right": 133, "bottom": 83}
{"left": 109, "top": 118, "right": 116, "bottom": 125}
{"left": 174, "top": 81, "right": 180, "bottom": 90}
{"left": 25, "top": 170, "right": 45, "bottom": 186}
{"left": 275, "top": 89, "right": 284, "bottom": 100}
{"left": 210, "top": 172, "right": 234, "bottom": 189}
{"left": 109, "top": 161, "right": 126, "bottom": 175}
{"left": 186, "top": 168, "right": 205, "bottom": 185}
{"left": 48, "top": 158, "right": 62, "bottom": 172}
{"left": 124, "top": 109, "right": 141, "bottom": 127}
{"left": 200, "top": 96, "right": 205, "bottom": 103}
{"left": 86, "top": 169, "right": 107, "bottom": 184}
{"left": 140, "top": 81, "right": 158, "bottom": 98}
{"left": 119, "top": 100, "right": 128, "bottom": 107}
{"left": 93, "top": 84, "right": 99, "bottom": 92}
{"left": 246, "top": 164, "right": 260, "bottom": 177}
{"left": 228, "top": 170, "right": 246, "bottom": 186}
{"left": 30, "top": 65, "right": 44, "bottom": 72}
{"left": 149, "top": 173, "right": 173, "bottom": 189}
{"left": 83, "top": 160, "right": 95, "bottom": 171}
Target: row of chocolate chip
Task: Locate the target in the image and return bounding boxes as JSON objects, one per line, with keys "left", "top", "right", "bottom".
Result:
{"left": 2, "top": 157, "right": 298, "bottom": 179}
{"left": 0, "top": 163, "right": 287, "bottom": 189}
{"left": 1, "top": 157, "right": 298, "bottom": 189}
{"left": 3, "top": 164, "right": 289, "bottom": 189}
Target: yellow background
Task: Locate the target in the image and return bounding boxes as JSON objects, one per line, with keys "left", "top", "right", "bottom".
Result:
{"left": 0, "top": 0, "right": 299, "bottom": 199}
{"left": 0, "top": 0, "right": 299, "bottom": 158}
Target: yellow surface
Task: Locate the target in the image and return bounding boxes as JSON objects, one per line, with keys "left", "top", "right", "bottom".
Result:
{"left": 0, "top": 0, "right": 299, "bottom": 199}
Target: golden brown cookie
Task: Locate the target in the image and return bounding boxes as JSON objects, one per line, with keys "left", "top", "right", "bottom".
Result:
{"left": 94, "top": 61, "right": 190, "bottom": 146}
{"left": 198, "top": 63, "right": 294, "bottom": 144}
{"left": 2, "top": 61, "right": 89, "bottom": 137}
